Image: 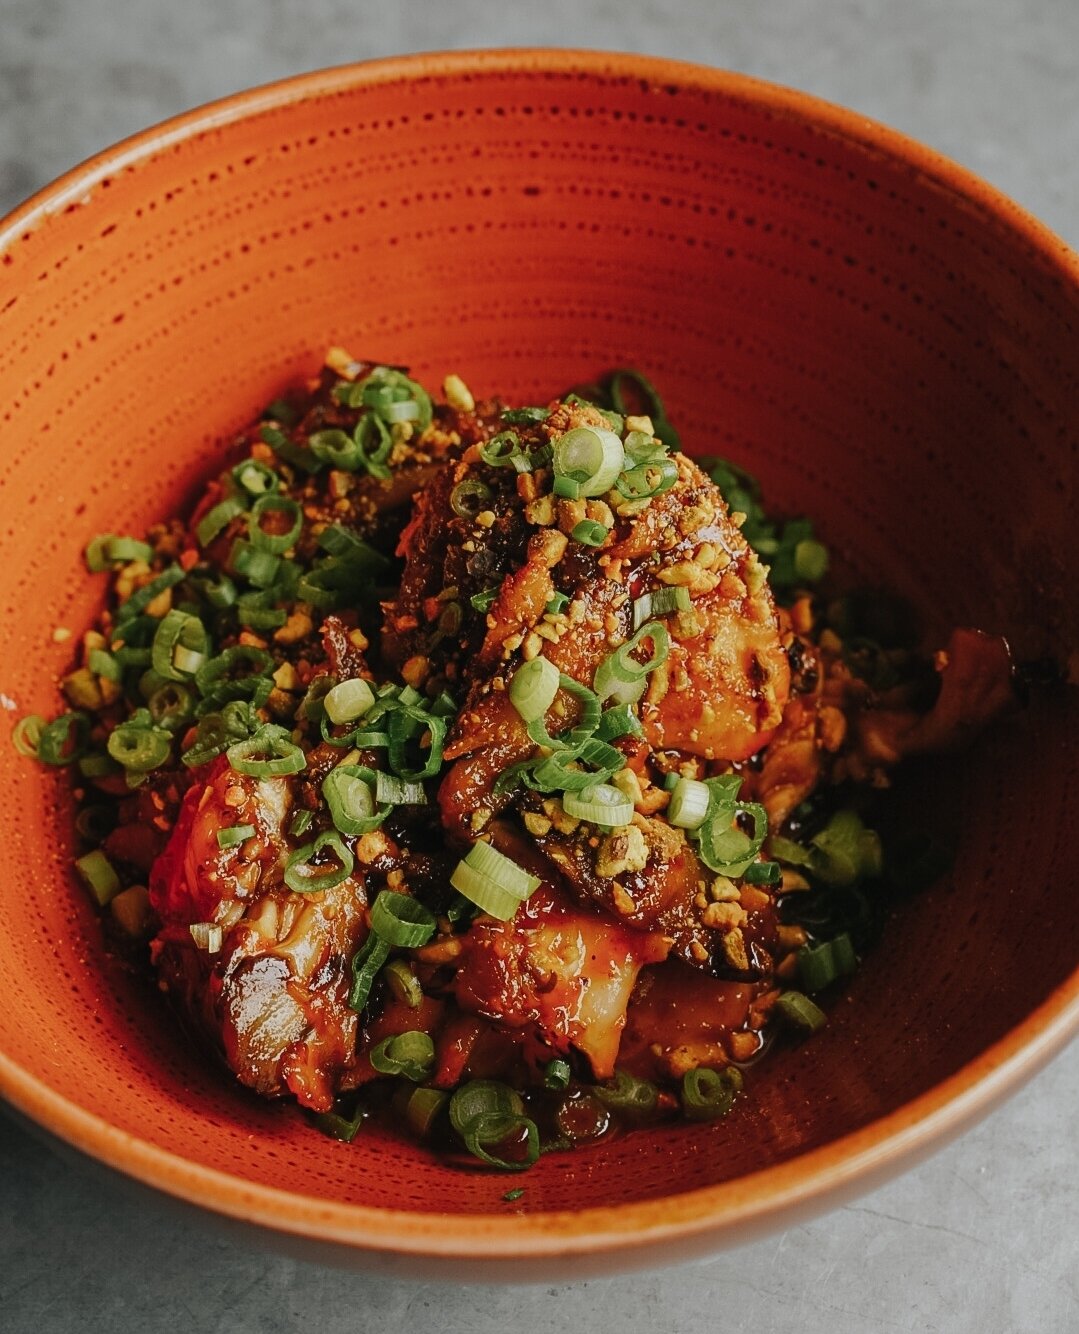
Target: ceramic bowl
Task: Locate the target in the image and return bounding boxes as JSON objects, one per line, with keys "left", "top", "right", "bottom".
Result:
{"left": 1, "top": 50, "right": 1076, "bottom": 1279}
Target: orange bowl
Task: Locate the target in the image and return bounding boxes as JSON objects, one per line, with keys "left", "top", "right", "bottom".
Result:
{"left": 1, "top": 50, "right": 1077, "bottom": 1278}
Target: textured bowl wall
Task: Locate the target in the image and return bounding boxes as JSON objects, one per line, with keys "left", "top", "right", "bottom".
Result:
{"left": 0, "top": 52, "right": 1076, "bottom": 1269}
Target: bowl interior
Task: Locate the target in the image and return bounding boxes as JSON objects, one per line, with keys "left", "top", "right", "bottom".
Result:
{"left": 1, "top": 52, "right": 1077, "bottom": 1250}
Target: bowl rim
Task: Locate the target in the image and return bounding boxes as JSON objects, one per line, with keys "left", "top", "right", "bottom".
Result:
{"left": 1, "top": 46, "right": 1077, "bottom": 1265}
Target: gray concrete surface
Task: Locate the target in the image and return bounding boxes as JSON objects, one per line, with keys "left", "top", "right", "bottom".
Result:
{"left": 2, "top": 2, "right": 1077, "bottom": 1330}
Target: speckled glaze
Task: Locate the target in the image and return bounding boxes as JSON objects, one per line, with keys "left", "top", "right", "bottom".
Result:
{"left": 0, "top": 51, "right": 1076, "bottom": 1278}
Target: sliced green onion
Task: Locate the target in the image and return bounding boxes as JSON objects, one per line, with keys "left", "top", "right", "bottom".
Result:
{"left": 479, "top": 431, "right": 526, "bottom": 469}
{"left": 369, "top": 1031, "right": 435, "bottom": 1082}
{"left": 348, "top": 933, "right": 390, "bottom": 1012}
{"left": 87, "top": 648, "right": 122, "bottom": 682}
{"left": 463, "top": 842, "right": 540, "bottom": 901}
{"left": 189, "top": 569, "right": 237, "bottom": 610}
{"left": 743, "top": 860, "right": 782, "bottom": 886}
{"left": 113, "top": 564, "right": 186, "bottom": 624}
{"left": 595, "top": 703, "right": 642, "bottom": 741}
{"left": 404, "top": 1086, "right": 448, "bottom": 1138}
{"left": 553, "top": 472, "right": 585, "bottom": 500}
{"left": 450, "top": 479, "right": 493, "bottom": 519}
{"left": 226, "top": 725, "right": 306, "bottom": 777}
{"left": 794, "top": 538, "right": 829, "bottom": 583}
{"left": 461, "top": 1112, "right": 540, "bottom": 1172}
{"left": 450, "top": 852, "right": 536, "bottom": 921}
{"left": 309, "top": 427, "right": 363, "bottom": 471}
{"left": 232, "top": 458, "right": 280, "bottom": 496}
{"left": 502, "top": 406, "right": 548, "bottom": 425}
{"left": 594, "top": 1070, "right": 658, "bottom": 1117}
{"left": 77, "top": 752, "right": 116, "bottom": 779}
{"left": 386, "top": 706, "right": 447, "bottom": 782}
{"left": 259, "top": 423, "right": 324, "bottom": 474}
{"left": 313, "top": 1103, "right": 365, "bottom": 1143}
{"left": 322, "top": 766, "right": 387, "bottom": 836}
{"left": 316, "top": 524, "right": 393, "bottom": 572}
{"left": 449, "top": 1081, "right": 525, "bottom": 1137}
{"left": 289, "top": 809, "right": 314, "bottom": 838}
{"left": 545, "top": 591, "right": 569, "bottom": 615}
{"left": 228, "top": 538, "right": 280, "bottom": 588}
{"left": 74, "top": 849, "right": 122, "bottom": 906}
{"left": 774, "top": 990, "right": 828, "bottom": 1033}
{"left": 470, "top": 586, "right": 500, "bottom": 613}
{"left": 324, "top": 678, "right": 376, "bottom": 725}
{"left": 248, "top": 493, "right": 303, "bottom": 555}
{"left": 796, "top": 932, "right": 858, "bottom": 993}
{"left": 195, "top": 646, "right": 273, "bottom": 702}
{"left": 594, "top": 620, "right": 670, "bottom": 703}
{"left": 562, "top": 783, "right": 633, "bottom": 829}
{"left": 383, "top": 959, "right": 423, "bottom": 1008}
{"left": 809, "top": 810, "right": 872, "bottom": 887}
{"left": 235, "top": 591, "right": 287, "bottom": 631}
{"left": 217, "top": 824, "right": 255, "bottom": 849}
{"left": 570, "top": 519, "right": 609, "bottom": 547}
{"left": 553, "top": 426, "right": 624, "bottom": 497}
{"left": 151, "top": 609, "right": 209, "bottom": 682}
{"left": 357, "top": 366, "right": 433, "bottom": 434}
{"left": 544, "top": 1059, "right": 572, "bottom": 1091}
{"left": 195, "top": 496, "right": 247, "bottom": 548}
{"left": 375, "top": 771, "right": 426, "bottom": 806}
{"left": 698, "top": 801, "right": 768, "bottom": 876}
{"left": 681, "top": 1066, "right": 742, "bottom": 1121}
{"left": 369, "top": 890, "right": 437, "bottom": 948}
{"left": 147, "top": 683, "right": 196, "bottom": 736}
{"left": 85, "top": 534, "right": 155, "bottom": 570}
{"left": 508, "top": 657, "right": 560, "bottom": 725}
{"left": 615, "top": 457, "right": 678, "bottom": 501}
{"left": 632, "top": 586, "right": 690, "bottom": 630}
{"left": 12, "top": 714, "right": 45, "bottom": 758}
{"left": 284, "top": 830, "right": 354, "bottom": 894}
{"left": 181, "top": 702, "right": 259, "bottom": 768}
{"left": 107, "top": 720, "right": 171, "bottom": 772}
{"left": 667, "top": 776, "right": 712, "bottom": 830}
{"left": 767, "top": 835, "right": 814, "bottom": 867}
{"left": 188, "top": 921, "right": 224, "bottom": 953}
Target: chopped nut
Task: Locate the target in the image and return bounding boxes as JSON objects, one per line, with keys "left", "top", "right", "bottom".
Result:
{"left": 521, "top": 631, "right": 543, "bottom": 661}
{"left": 624, "top": 414, "right": 654, "bottom": 435}
{"left": 595, "top": 824, "right": 649, "bottom": 878}
{"left": 657, "top": 561, "right": 720, "bottom": 595}
{"left": 611, "top": 883, "right": 638, "bottom": 916}
{"left": 476, "top": 509, "right": 496, "bottom": 529}
{"left": 542, "top": 797, "right": 580, "bottom": 836}
{"left": 818, "top": 705, "right": 847, "bottom": 752}
{"left": 522, "top": 811, "right": 553, "bottom": 837}
{"left": 355, "top": 831, "right": 392, "bottom": 864}
{"left": 711, "top": 876, "right": 740, "bottom": 901}
{"left": 776, "top": 924, "right": 809, "bottom": 951}
{"left": 738, "top": 885, "right": 770, "bottom": 912}
{"left": 688, "top": 941, "right": 710, "bottom": 964}
{"left": 719, "top": 928, "right": 749, "bottom": 971}
{"left": 52, "top": 626, "right": 72, "bottom": 643}
{"left": 585, "top": 499, "right": 614, "bottom": 529}
{"left": 272, "top": 661, "right": 300, "bottom": 692}
{"left": 557, "top": 498, "right": 587, "bottom": 535}
{"left": 727, "top": 1030, "right": 760, "bottom": 1063}
{"left": 144, "top": 588, "right": 173, "bottom": 619}
{"left": 401, "top": 654, "right": 430, "bottom": 689}
{"left": 324, "top": 346, "right": 359, "bottom": 378}
{"left": 273, "top": 606, "right": 314, "bottom": 645}
{"left": 415, "top": 936, "right": 464, "bottom": 964}
{"left": 442, "top": 373, "right": 475, "bottom": 412}
{"left": 524, "top": 494, "right": 555, "bottom": 527}
{"left": 702, "top": 901, "right": 747, "bottom": 931}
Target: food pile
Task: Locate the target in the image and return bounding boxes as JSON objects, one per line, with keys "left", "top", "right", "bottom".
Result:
{"left": 18, "top": 355, "right": 1016, "bottom": 1169}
